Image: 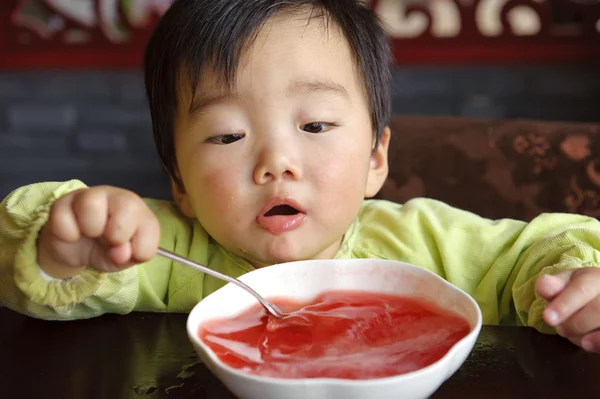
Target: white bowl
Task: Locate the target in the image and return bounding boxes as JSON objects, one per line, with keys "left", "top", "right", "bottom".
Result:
{"left": 187, "top": 258, "right": 482, "bottom": 399}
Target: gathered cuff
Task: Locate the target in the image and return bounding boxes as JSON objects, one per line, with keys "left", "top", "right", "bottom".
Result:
{"left": 12, "top": 188, "right": 105, "bottom": 309}
{"left": 516, "top": 259, "right": 598, "bottom": 333}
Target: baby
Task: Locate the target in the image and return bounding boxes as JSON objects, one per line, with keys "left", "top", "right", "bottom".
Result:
{"left": 2, "top": 0, "right": 600, "bottom": 354}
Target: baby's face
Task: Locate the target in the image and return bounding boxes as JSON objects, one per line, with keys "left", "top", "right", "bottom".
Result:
{"left": 173, "top": 10, "right": 388, "bottom": 266}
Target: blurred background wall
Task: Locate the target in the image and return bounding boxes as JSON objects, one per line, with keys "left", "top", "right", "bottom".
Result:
{"left": 1, "top": 0, "right": 599, "bottom": 199}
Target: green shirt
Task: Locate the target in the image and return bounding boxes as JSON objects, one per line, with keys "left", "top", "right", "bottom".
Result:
{"left": 2, "top": 180, "right": 600, "bottom": 333}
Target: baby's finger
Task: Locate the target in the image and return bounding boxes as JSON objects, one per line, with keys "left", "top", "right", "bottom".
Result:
{"left": 107, "top": 242, "right": 133, "bottom": 266}
{"left": 556, "top": 295, "right": 600, "bottom": 337}
{"left": 48, "top": 190, "right": 85, "bottom": 242}
{"left": 103, "top": 192, "right": 142, "bottom": 245}
{"left": 544, "top": 269, "right": 600, "bottom": 326}
{"left": 130, "top": 211, "right": 160, "bottom": 263}
{"left": 536, "top": 273, "right": 570, "bottom": 301}
{"left": 72, "top": 188, "right": 108, "bottom": 238}
{"left": 88, "top": 241, "right": 135, "bottom": 272}
{"left": 581, "top": 330, "right": 600, "bottom": 354}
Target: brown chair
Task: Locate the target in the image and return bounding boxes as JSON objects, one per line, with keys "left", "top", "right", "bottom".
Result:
{"left": 378, "top": 116, "right": 600, "bottom": 221}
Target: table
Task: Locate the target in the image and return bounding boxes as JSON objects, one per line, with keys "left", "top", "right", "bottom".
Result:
{"left": 1, "top": 307, "right": 599, "bottom": 398}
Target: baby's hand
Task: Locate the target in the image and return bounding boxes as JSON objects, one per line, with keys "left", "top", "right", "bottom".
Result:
{"left": 37, "top": 186, "right": 160, "bottom": 279}
{"left": 536, "top": 268, "right": 600, "bottom": 353}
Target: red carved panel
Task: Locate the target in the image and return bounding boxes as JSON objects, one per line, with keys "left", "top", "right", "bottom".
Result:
{"left": 0, "top": 0, "right": 598, "bottom": 69}
{"left": 374, "top": 0, "right": 600, "bottom": 63}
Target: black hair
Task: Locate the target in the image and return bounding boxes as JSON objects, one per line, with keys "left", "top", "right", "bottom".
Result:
{"left": 144, "top": 0, "right": 392, "bottom": 187}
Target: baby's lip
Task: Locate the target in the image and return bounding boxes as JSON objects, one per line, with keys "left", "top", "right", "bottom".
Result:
{"left": 258, "top": 197, "right": 306, "bottom": 217}
{"left": 256, "top": 197, "right": 307, "bottom": 234}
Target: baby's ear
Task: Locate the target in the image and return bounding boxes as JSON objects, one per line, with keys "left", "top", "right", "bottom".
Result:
{"left": 365, "top": 126, "right": 390, "bottom": 198}
{"left": 171, "top": 178, "right": 196, "bottom": 218}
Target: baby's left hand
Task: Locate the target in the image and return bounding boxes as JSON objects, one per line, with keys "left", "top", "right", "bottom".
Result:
{"left": 536, "top": 267, "right": 600, "bottom": 354}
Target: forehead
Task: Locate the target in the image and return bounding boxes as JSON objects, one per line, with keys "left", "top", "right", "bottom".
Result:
{"left": 178, "top": 8, "right": 364, "bottom": 105}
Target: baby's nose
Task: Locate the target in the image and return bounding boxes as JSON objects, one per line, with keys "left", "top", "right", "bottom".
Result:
{"left": 253, "top": 145, "right": 302, "bottom": 184}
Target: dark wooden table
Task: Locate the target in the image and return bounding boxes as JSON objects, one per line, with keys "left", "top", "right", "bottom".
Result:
{"left": 1, "top": 307, "right": 599, "bottom": 399}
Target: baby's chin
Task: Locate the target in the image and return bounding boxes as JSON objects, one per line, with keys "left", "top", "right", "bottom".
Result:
{"left": 239, "top": 250, "right": 307, "bottom": 269}
{"left": 234, "top": 245, "right": 308, "bottom": 268}
{"left": 236, "top": 240, "right": 342, "bottom": 268}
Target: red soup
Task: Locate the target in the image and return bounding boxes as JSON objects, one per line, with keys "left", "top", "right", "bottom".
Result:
{"left": 198, "top": 290, "right": 470, "bottom": 380}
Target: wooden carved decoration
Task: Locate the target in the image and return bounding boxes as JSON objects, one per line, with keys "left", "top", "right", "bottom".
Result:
{"left": 0, "top": 0, "right": 598, "bottom": 67}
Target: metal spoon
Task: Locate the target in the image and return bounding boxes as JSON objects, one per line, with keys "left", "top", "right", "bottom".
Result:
{"left": 156, "top": 247, "right": 289, "bottom": 318}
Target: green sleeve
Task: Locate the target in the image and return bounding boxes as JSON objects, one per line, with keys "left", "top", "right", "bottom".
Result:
{"left": 360, "top": 199, "right": 600, "bottom": 333}
{"left": 0, "top": 181, "right": 204, "bottom": 320}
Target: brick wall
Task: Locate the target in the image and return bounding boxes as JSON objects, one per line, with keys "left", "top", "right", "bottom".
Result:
{"left": 1, "top": 64, "right": 599, "bottom": 200}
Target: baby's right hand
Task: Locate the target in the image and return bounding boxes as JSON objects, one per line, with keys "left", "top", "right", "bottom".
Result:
{"left": 37, "top": 186, "right": 160, "bottom": 279}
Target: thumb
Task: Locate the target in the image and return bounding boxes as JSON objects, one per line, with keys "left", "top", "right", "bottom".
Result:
{"left": 535, "top": 270, "right": 575, "bottom": 300}
{"left": 88, "top": 241, "right": 134, "bottom": 273}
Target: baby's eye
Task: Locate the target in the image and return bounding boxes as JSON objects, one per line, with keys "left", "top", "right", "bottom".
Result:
{"left": 206, "top": 133, "right": 244, "bottom": 145}
{"left": 301, "top": 122, "right": 332, "bottom": 134}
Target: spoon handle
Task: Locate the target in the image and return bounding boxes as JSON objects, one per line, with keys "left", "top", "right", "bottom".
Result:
{"left": 156, "top": 248, "right": 284, "bottom": 318}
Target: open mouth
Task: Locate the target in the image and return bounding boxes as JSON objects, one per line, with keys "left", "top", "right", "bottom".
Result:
{"left": 264, "top": 204, "right": 300, "bottom": 216}
{"left": 257, "top": 200, "right": 306, "bottom": 234}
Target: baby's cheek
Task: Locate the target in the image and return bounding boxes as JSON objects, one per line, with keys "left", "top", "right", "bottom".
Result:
{"left": 197, "top": 166, "right": 241, "bottom": 215}
{"left": 317, "top": 149, "right": 369, "bottom": 192}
